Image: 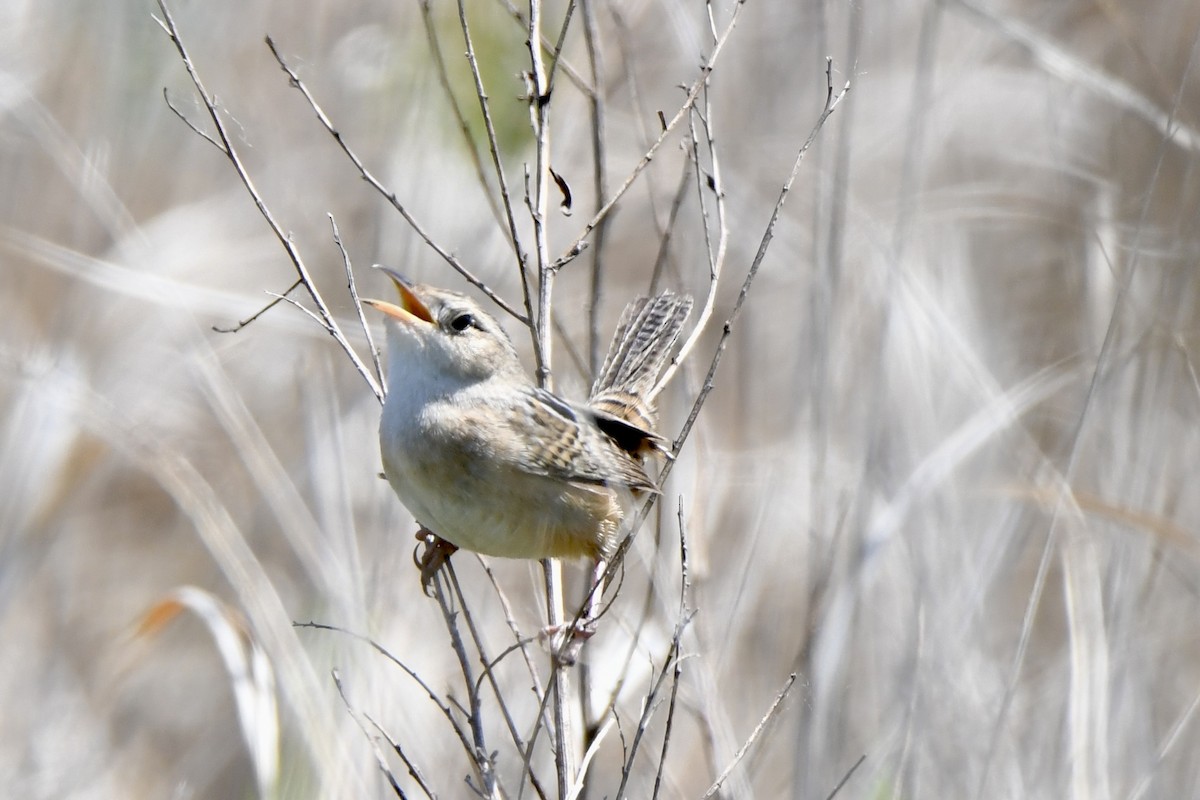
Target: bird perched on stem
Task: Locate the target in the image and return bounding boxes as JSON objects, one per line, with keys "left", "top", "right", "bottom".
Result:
{"left": 364, "top": 267, "right": 691, "bottom": 646}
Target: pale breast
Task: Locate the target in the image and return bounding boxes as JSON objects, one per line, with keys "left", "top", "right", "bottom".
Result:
{"left": 381, "top": 393, "right": 628, "bottom": 560}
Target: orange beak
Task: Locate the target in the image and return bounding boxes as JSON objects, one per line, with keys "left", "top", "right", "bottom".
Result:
{"left": 363, "top": 266, "right": 434, "bottom": 326}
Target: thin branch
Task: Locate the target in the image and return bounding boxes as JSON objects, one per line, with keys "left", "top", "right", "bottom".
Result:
{"left": 667, "top": 61, "right": 850, "bottom": 463}
{"left": 700, "top": 673, "right": 798, "bottom": 799}
{"left": 430, "top": 566, "right": 503, "bottom": 799}
{"left": 565, "top": 713, "right": 617, "bottom": 800}
{"left": 444, "top": 563, "right": 551, "bottom": 800}
{"left": 573, "top": 61, "right": 851, "bottom": 642}
{"left": 824, "top": 754, "right": 867, "bottom": 800}
{"left": 520, "top": 669, "right": 564, "bottom": 800}
{"left": 650, "top": 76, "right": 729, "bottom": 402}
{"left": 453, "top": 0, "right": 539, "bottom": 347}
{"left": 155, "top": 2, "right": 382, "bottom": 401}
{"left": 293, "top": 621, "right": 475, "bottom": 759}
{"left": 614, "top": 636, "right": 695, "bottom": 800}
{"left": 650, "top": 499, "right": 693, "bottom": 800}
{"left": 330, "top": 214, "right": 384, "bottom": 393}
{"left": 266, "top": 291, "right": 333, "bottom": 333}
{"left": 416, "top": 0, "right": 508, "bottom": 232}
{"left": 365, "top": 711, "right": 440, "bottom": 800}
{"left": 263, "top": 35, "right": 528, "bottom": 326}
{"left": 552, "top": 0, "right": 750, "bottom": 269}
{"left": 541, "top": 556, "right": 574, "bottom": 796}
{"left": 581, "top": 0, "right": 610, "bottom": 375}
{"left": 491, "top": 0, "right": 597, "bottom": 97}
{"left": 161, "top": 87, "right": 223, "bottom": 151}
{"left": 212, "top": 278, "right": 301, "bottom": 334}
{"left": 477, "top": 556, "right": 546, "bottom": 697}
{"left": 647, "top": 159, "right": 693, "bottom": 294}
{"left": 526, "top": 0, "right": 556, "bottom": 389}
{"left": 543, "top": 0, "right": 579, "bottom": 95}
{"left": 331, "top": 669, "right": 411, "bottom": 799}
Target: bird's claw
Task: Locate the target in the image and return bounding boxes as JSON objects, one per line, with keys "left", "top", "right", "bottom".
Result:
{"left": 412, "top": 528, "right": 458, "bottom": 595}
{"left": 540, "top": 618, "right": 597, "bottom": 667}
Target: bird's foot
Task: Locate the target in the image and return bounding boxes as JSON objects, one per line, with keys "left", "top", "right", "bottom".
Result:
{"left": 540, "top": 618, "right": 597, "bottom": 667}
{"left": 413, "top": 528, "right": 458, "bottom": 595}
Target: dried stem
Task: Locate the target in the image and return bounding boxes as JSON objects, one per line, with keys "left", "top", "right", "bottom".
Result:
{"left": 581, "top": 0, "right": 610, "bottom": 375}
{"left": 416, "top": 0, "right": 508, "bottom": 233}
{"left": 263, "top": 36, "right": 528, "bottom": 326}
{"left": 700, "top": 673, "right": 798, "bottom": 799}
{"left": 330, "top": 214, "right": 383, "bottom": 391}
{"left": 650, "top": 499, "right": 693, "bottom": 800}
{"left": 553, "top": 0, "right": 749, "bottom": 268}
{"left": 293, "top": 621, "right": 475, "bottom": 760}
{"left": 444, "top": 564, "right": 551, "bottom": 800}
{"left": 669, "top": 60, "right": 850, "bottom": 462}
{"left": 210, "top": 278, "right": 301, "bottom": 334}
{"left": 430, "top": 567, "right": 503, "bottom": 799}
{"left": 453, "top": 0, "right": 539, "bottom": 338}
{"left": 331, "top": 669, "right": 412, "bottom": 798}
{"left": 154, "top": 1, "right": 383, "bottom": 401}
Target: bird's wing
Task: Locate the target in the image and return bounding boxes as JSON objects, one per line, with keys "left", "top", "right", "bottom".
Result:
{"left": 493, "top": 387, "right": 657, "bottom": 492}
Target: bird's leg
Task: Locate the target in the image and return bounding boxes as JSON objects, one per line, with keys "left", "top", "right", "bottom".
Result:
{"left": 413, "top": 526, "right": 458, "bottom": 595}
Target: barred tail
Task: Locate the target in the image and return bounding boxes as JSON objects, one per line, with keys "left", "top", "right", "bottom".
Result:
{"left": 589, "top": 291, "right": 692, "bottom": 448}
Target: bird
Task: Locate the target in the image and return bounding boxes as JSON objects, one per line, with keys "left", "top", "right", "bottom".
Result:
{"left": 363, "top": 267, "right": 692, "bottom": 645}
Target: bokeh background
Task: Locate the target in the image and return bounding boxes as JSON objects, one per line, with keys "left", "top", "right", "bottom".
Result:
{"left": 4, "top": 0, "right": 1200, "bottom": 797}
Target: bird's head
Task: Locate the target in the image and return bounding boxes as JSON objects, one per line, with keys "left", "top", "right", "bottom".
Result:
{"left": 364, "top": 266, "right": 522, "bottom": 390}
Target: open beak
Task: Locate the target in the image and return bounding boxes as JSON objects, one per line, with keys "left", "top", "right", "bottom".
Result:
{"left": 363, "top": 266, "right": 434, "bottom": 326}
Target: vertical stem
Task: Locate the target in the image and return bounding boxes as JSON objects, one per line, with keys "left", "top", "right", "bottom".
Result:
{"left": 528, "top": 0, "right": 554, "bottom": 389}
{"left": 527, "top": 2, "right": 577, "bottom": 796}
{"left": 581, "top": 0, "right": 609, "bottom": 375}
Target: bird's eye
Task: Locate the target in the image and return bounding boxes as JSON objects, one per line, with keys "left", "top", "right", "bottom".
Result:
{"left": 449, "top": 313, "right": 475, "bottom": 333}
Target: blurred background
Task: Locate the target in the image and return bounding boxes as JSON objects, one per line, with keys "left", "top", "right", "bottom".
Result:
{"left": 4, "top": 0, "right": 1200, "bottom": 797}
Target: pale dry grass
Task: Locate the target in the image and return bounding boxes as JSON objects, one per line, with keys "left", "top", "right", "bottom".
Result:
{"left": 3, "top": 1, "right": 1200, "bottom": 798}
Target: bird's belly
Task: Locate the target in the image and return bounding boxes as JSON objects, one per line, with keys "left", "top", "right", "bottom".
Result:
{"left": 382, "top": 424, "right": 623, "bottom": 560}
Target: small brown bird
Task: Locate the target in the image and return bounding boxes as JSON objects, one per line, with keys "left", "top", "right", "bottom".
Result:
{"left": 364, "top": 267, "right": 691, "bottom": 639}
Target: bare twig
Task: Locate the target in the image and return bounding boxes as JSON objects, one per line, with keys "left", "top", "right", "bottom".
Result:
{"left": 543, "top": 0, "right": 579, "bottom": 95}
{"left": 430, "top": 566, "right": 502, "bottom": 799}
{"left": 331, "top": 669, "right": 410, "bottom": 799}
{"left": 365, "top": 711, "right": 440, "bottom": 800}
{"left": 566, "top": 712, "right": 617, "bottom": 800}
{"left": 416, "top": 0, "right": 508, "bottom": 232}
{"left": 162, "top": 87, "right": 222, "bottom": 151}
{"left": 700, "top": 673, "right": 799, "bottom": 799}
{"left": 263, "top": 36, "right": 528, "bottom": 326}
{"left": 581, "top": 0, "right": 610, "bottom": 375}
{"left": 329, "top": 214, "right": 383, "bottom": 390}
{"left": 154, "top": 2, "right": 382, "bottom": 400}
{"left": 477, "top": 557, "right": 546, "bottom": 697}
{"left": 824, "top": 754, "right": 867, "bottom": 800}
{"left": 265, "top": 290, "right": 334, "bottom": 332}
{"left": 668, "top": 60, "right": 850, "bottom": 461}
{"left": 553, "top": 0, "right": 750, "bottom": 268}
{"left": 453, "top": 0, "right": 538, "bottom": 338}
{"left": 650, "top": 75, "right": 729, "bottom": 401}
{"left": 293, "top": 621, "right": 475, "bottom": 759}
{"left": 444, "top": 564, "right": 551, "bottom": 800}
{"left": 614, "top": 625, "right": 694, "bottom": 800}
{"left": 211, "top": 278, "right": 301, "bottom": 334}
{"left": 491, "top": 0, "right": 598, "bottom": 98}
{"left": 526, "top": 0, "right": 556, "bottom": 388}
{"left": 572, "top": 60, "right": 850, "bottom": 646}
{"left": 647, "top": 160, "right": 693, "bottom": 294}
{"left": 650, "top": 499, "right": 693, "bottom": 800}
